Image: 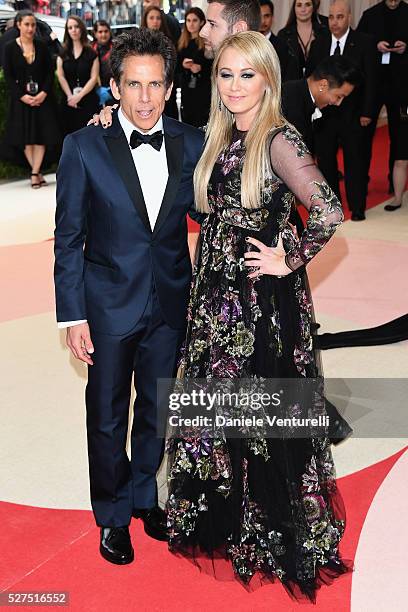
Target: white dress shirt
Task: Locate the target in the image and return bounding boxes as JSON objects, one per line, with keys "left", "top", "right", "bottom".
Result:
{"left": 330, "top": 28, "right": 350, "bottom": 56}
{"left": 309, "top": 88, "right": 322, "bottom": 121}
{"left": 118, "top": 107, "right": 168, "bottom": 231}
{"left": 58, "top": 109, "right": 168, "bottom": 329}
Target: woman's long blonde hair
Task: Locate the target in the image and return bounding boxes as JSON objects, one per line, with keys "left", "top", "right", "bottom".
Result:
{"left": 194, "top": 31, "right": 285, "bottom": 213}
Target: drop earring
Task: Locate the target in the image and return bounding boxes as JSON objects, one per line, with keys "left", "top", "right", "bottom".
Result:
{"left": 218, "top": 98, "right": 222, "bottom": 111}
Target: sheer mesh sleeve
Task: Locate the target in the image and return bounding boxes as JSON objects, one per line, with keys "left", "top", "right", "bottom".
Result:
{"left": 270, "top": 126, "right": 344, "bottom": 271}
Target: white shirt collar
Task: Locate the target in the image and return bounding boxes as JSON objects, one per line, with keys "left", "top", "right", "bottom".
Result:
{"left": 265, "top": 31, "right": 272, "bottom": 40}
{"left": 332, "top": 28, "right": 350, "bottom": 49}
{"left": 118, "top": 107, "right": 164, "bottom": 144}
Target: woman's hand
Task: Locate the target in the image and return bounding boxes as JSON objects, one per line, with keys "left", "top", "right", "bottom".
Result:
{"left": 20, "top": 94, "right": 35, "bottom": 106}
{"left": 244, "top": 235, "right": 292, "bottom": 279}
{"left": 87, "top": 104, "right": 118, "bottom": 127}
{"left": 67, "top": 93, "right": 82, "bottom": 108}
{"left": 32, "top": 91, "right": 47, "bottom": 106}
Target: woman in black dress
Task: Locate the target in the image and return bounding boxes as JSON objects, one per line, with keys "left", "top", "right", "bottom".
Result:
{"left": 3, "top": 10, "right": 60, "bottom": 188}
{"left": 141, "top": 6, "right": 172, "bottom": 39}
{"left": 166, "top": 32, "right": 350, "bottom": 602}
{"left": 278, "top": 0, "right": 327, "bottom": 79}
{"left": 57, "top": 16, "right": 99, "bottom": 136}
{"left": 177, "top": 7, "right": 212, "bottom": 128}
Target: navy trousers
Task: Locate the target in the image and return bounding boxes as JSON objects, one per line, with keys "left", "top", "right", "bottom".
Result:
{"left": 85, "top": 286, "right": 185, "bottom": 527}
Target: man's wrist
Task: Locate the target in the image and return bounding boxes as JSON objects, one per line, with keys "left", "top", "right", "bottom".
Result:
{"left": 57, "top": 319, "right": 87, "bottom": 329}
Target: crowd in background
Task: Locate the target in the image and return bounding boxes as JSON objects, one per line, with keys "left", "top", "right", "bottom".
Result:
{"left": 0, "top": 0, "right": 407, "bottom": 212}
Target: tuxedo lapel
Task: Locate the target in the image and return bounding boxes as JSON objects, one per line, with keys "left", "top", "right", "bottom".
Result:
{"left": 152, "top": 116, "right": 184, "bottom": 238}
{"left": 302, "top": 79, "right": 315, "bottom": 116}
{"left": 103, "top": 115, "right": 151, "bottom": 233}
{"left": 343, "top": 29, "right": 356, "bottom": 57}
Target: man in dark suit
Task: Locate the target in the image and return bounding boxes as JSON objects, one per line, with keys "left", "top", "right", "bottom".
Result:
{"left": 357, "top": 0, "right": 408, "bottom": 192}
{"left": 282, "top": 55, "right": 360, "bottom": 153}
{"left": 54, "top": 29, "right": 204, "bottom": 565}
{"left": 259, "top": 0, "right": 298, "bottom": 81}
{"left": 306, "top": 0, "right": 377, "bottom": 221}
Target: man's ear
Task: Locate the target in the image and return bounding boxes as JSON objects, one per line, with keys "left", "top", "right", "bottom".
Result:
{"left": 318, "top": 78, "right": 329, "bottom": 91}
{"left": 110, "top": 77, "right": 121, "bottom": 101}
{"left": 232, "top": 20, "right": 249, "bottom": 34}
{"left": 165, "top": 81, "right": 174, "bottom": 102}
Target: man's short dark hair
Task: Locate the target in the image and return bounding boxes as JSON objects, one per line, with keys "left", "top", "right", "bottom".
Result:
{"left": 311, "top": 56, "right": 362, "bottom": 89}
{"left": 259, "top": 0, "right": 274, "bottom": 16}
{"left": 110, "top": 29, "right": 176, "bottom": 89}
{"left": 93, "top": 19, "right": 111, "bottom": 33}
{"left": 208, "top": 0, "right": 261, "bottom": 32}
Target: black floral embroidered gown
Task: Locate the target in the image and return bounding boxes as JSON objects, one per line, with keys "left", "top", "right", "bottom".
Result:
{"left": 166, "top": 125, "right": 351, "bottom": 601}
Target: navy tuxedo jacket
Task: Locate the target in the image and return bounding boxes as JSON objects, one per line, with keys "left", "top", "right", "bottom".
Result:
{"left": 54, "top": 114, "right": 205, "bottom": 335}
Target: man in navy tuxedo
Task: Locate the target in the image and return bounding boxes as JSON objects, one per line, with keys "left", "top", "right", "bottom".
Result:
{"left": 54, "top": 29, "right": 204, "bottom": 565}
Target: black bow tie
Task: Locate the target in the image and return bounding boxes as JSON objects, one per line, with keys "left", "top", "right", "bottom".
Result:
{"left": 130, "top": 130, "right": 163, "bottom": 151}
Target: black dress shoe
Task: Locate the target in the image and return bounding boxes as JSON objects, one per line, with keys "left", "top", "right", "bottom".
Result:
{"left": 384, "top": 203, "right": 402, "bottom": 212}
{"left": 133, "top": 506, "right": 168, "bottom": 541}
{"left": 100, "top": 526, "right": 134, "bottom": 565}
{"left": 351, "top": 212, "right": 365, "bottom": 221}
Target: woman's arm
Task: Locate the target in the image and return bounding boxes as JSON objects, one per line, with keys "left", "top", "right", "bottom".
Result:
{"left": 245, "top": 128, "right": 343, "bottom": 278}
{"left": 31, "top": 43, "right": 53, "bottom": 107}
{"left": 75, "top": 56, "right": 100, "bottom": 102}
{"left": 270, "top": 127, "right": 344, "bottom": 271}
{"left": 56, "top": 55, "right": 72, "bottom": 99}
{"left": 3, "top": 42, "right": 27, "bottom": 100}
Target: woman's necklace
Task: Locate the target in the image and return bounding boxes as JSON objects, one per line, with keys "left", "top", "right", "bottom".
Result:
{"left": 297, "top": 24, "right": 314, "bottom": 59}
{"left": 18, "top": 37, "right": 35, "bottom": 64}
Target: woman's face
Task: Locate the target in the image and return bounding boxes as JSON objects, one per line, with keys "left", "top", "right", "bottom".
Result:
{"left": 186, "top": 13, "right": 203, "bottom": 35}
{"left": 217, "top": 48, "right": 267, "bottom": 126}
{"left": 295, "top": 0, "right": 314, "bottom": 22}
{"left": 67, "top": 19, "right": 81, "bottom": 42}
{"left": 146, "top": 9, "right": 162, "bottom": 30}
{"left": 18, "top": 16, "right": 36, "bottom": 39}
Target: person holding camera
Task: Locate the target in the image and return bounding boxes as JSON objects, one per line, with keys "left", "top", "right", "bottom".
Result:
{"left": 3, "top": 10, "right": 60, "bottom": 188}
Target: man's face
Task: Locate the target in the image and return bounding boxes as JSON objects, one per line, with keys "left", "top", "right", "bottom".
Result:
{"left": 385, "top": 0, "right": 401, "bottom": 9}
{"left": 201, "top": 2, "right": 232, "bottom": 58}
{"left": 95, "top": 25, "right": 111, "bottom": 45}
{"left": 111, "top": 54, "right": 172, "bottom": 132}
{"left": 143, "top": 0, "right": 160, "bottom": 8}
{"left": 260, "top": 5, "right": 273, "bottom": 35}
{"left": 329, "top": 1, "right": 351, "bottom": 39}
{"left": 315, "top": 80, "right": 354, "bottom": 108}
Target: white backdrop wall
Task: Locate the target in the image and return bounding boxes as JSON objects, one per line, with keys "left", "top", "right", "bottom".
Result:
{"left": 191, "top": 1, "right": 406, "bottom": 32}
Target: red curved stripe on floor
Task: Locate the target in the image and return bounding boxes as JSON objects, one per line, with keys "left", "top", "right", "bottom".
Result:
{"left": 1, "top": 447, "right": 405, "bottom": 611}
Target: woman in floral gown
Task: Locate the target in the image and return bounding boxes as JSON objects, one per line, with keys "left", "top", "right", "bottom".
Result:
{"left": 166, "top": 32, "right": 351, "bottom": 602}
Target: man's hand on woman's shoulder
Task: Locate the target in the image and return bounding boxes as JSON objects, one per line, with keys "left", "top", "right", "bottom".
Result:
{"left": 87, "top": 104, "right": 119, "bottom": 128}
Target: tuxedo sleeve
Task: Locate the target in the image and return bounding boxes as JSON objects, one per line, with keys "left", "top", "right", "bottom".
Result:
{"left": 54, "top": 134, "right": 90, "bottom": 323}
{"left": 187, "top": 127, "right": 207, "bottom": 225}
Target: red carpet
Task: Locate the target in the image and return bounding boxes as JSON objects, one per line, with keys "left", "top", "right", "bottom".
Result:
{"left": 187, "top": 125, "right": 391, "bottom": 232}
{"left": 1, "top": 447, "right": 405, "bottom": 611}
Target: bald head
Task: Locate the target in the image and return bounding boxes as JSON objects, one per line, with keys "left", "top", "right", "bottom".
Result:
{"left": 329, "top": 0, "right": 351, "bottom": 39}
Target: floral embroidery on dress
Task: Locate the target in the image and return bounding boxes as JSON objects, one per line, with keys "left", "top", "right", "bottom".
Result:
{"left": 166, "top": 125, "right": 349, "bottom": 599}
